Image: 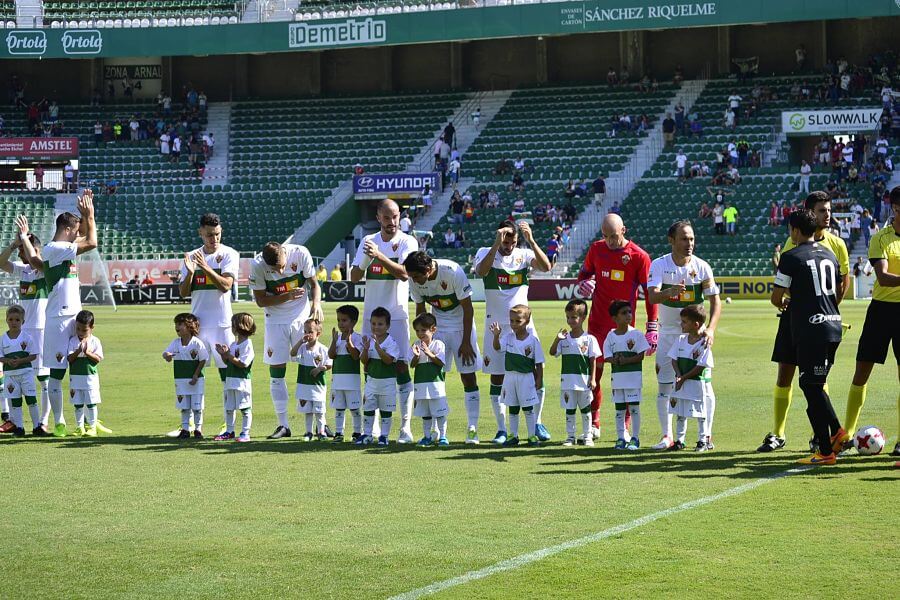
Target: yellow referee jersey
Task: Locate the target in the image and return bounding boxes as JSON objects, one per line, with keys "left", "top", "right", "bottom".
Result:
{"left": 783, "top": 229, "right": 850, "bottom": 275}
{"left": 868, "top": 224, "right": 900, "bottom": 303}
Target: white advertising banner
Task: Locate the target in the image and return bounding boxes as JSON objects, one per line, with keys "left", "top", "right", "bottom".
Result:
{"left": 782, "top": 108, "right": 883, "bottom": 135}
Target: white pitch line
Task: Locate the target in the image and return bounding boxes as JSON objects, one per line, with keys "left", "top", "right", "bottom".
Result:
{"left": 389, "top": 465, "right": 813, "bottom": 600}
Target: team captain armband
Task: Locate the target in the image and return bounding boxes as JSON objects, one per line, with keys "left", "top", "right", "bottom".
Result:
{"left": 773, "top": 271, "right": 792, "bottom": 288}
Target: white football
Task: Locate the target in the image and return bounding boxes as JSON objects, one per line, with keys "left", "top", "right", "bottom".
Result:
{"left": 853, "top": 425, "right": 885, "bottom": 455}
{"left": 725, "top": 297, "right": 732, "bottom": 304}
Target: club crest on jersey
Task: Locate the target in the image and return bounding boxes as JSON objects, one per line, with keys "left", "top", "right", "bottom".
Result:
{"left": 689, "top": 270, "right": 698, "bottom": 279}
{"left": 692, "top": 348, "right": 701, "bottom": 359}
{"left": 267, "top": 348, "right": 273, "bottom": 357}
{"left": 6, "top": 384, "right": 13, "bottom": 394}
{"left": 190, "top": 350, "right": 198, "bottom": 359}
{"left": 580, "top": 342, "right": 588, "bottom": 353}
{"left": 564, "top": 392, "right": 569, "bottom": 401}
{"left": 515, "top": 257, "right": 524, "bottom": 266}
{"left": 299, "top": 399, "right": 307, "bottom": 407}
{"left": 234, "top": 349, "right": 240, "bottom": 359}
{"left": 69, "top": 389, "right": 75, "bottom": 398}
{"left": 524, "top": 346, "right": 532, "bottom": 357}
{"left": 391, "top": 243, "right": 399, "bottom": 252}
{"left": 440, "top": 281, "right": 448, "bottom": 290}
{"left": 621, "top": 254, "right": 631, "bottom": 265}
{"left": 290, "top": 263, "right": 297, "bottom": 271}
{"left": 214, "top": 254, "right": 222, "bottom": 263}
{"left": 177, "top": 395, "right": 183, "bottom": 402}
{"left": 314, "top": 355, "right": 322, "bottom": 365}
{"left": 627, "top": 339, "right": 635, "bottom": 350}
{"left": 20, "top": 341, "right": 27, "bottom": 350}
{"left": 56, "top": 352, "right": 63, "bottom": 363}
{"left": 483, "top": 356, "right": 490, "bottom": 366}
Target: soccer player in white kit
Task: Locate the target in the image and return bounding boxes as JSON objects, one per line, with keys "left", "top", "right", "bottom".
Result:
{"left": 350, "top": 199, "right": 419, "bottom": 443}
{"left": 0, "top": 230, "right": 51, "bottom": 435}
{"left": 178, "top": 212, "right": 240, "bottom": 433}
{"left": 249, "top": 241, "right": 322, "bottom": 439}
{"left": 404, "top": 251, "right": 483, "bottom": 443}
{"left": 16, "top": 192, "right": 97, "bottom": 437}
{"left": 647, "top": 220, "right": 721, "bottom": 450}
{"left": 474, "top": 219, "right": 551, "bottom": 444}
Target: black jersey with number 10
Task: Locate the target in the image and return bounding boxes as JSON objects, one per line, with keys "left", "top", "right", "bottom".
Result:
{"left": 773, "top": 241, "right": 842, "bottom": 343}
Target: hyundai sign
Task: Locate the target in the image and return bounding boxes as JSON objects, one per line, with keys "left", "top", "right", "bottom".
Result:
{"left": 353, "top": 172, "right": 439, "bottom": 196}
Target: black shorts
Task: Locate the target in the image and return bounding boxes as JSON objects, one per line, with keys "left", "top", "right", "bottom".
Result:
{"left": 796, "top": 341, "right": 839, "bottom": 386}
{"left": 770, "top": 311, "right": 795, "bottom": 365}
{"left": 856, "top": 300, "right": 900, "bottom": 365}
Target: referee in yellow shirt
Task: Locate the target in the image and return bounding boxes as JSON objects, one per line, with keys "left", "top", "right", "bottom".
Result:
{"left": 842, "top": 186, "right": 900, "bottom": 457}
{"left": 757, "top": 191, "right": 850, "bottom": 452}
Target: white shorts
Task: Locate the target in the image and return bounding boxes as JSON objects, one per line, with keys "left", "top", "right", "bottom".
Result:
{"left": 224, "top": 388, "right": 252, "bottom": 411}
{"left": 44, "top": 316, "right": 75, "bottom": 371}
{"left": 612, "top": 388, "right": 642, "bottom": 405}
{"left": 296, "top": 398, "right": 325, "bottom": 414}
{"left": 24, "top": 327, "right": 48, "bottom": 376}
{"left": 482, "top": 321, "right": 538, "bottom": 375}
{"left": 263, "top": 320, "right": 304, "bottom": 365}
{"left": 176, "top": 393, "right": 204, "bottom": 411}
{"left": 200, "top": 326, "right": 236, "bottom": 369}
{"left": 500, "top": 372, "right": 538, "bottom": 407}
{"left": 331, "top": 389, "right": 362, "bottom": 410}
{"left": 413, "top": 396, "right": 449, "bottom": 418}
{"left": 69, "top": 388, "right": 101, "bottom": 405}
{"left": 364, "top": 392, "right": 396, "bottom": 413}
{"left": 669, "top": 396, "right": 704, "bottom": 418}
{"left": 295, "top": 383, "right": 327, "bottom": 404}
{"left": 436, "top": 326, "right": 482, "bottom": 374}
{"left": 656, "top": 333, "right": 681, "bottom": 383}
{"left": 362, "top": 317, "right": 410, "bottom": 362}
{"left": 4, "top": 371, "right": 37, "bottom": 399}
{"left": 560, "top": 389, "right": 592, "bottom": 410}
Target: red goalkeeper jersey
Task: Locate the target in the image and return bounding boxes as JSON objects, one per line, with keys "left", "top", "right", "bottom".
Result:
{"left": 577, "top": 239, "right": 658, "bottom": 334}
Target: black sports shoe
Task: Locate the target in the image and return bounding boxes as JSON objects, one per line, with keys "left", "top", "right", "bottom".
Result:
{"left": 351, "top": 432, "right": 361, "bottom": 441}
{"left": 193, "top": 429, "right": 204, "bottom": 439}
{"left": 177, "top": 429, "right": 190, "bottom": 439}
{"left": 890, "top": 442, "right": 900, "bottom": 457}
{"left": 756, "top": 433, "right": 786, "bottom": 453}
{"left": 667, "top": 440, "right": 685, "bottom": 451}
{"left": 332, "top": 433, "right": 344, "bottom": 443}
{"left": 12, "top": 427, "right": 26, "bottom": 437}
{"left": 267, "top": 426, "right": 291, "bottom": 440}
{"left": 808, "top": 437, "right": 819, "bottom": 453}
{"left": 32, "top": 425, "right": 49, "bottom": 436}
{"left": 324, "top": 424, "right": 334, "bottom": 438}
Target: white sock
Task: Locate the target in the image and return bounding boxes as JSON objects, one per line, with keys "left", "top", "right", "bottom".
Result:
{"left": 422, "top": 417, "right": 431, "bottom": 438}
{"left": 535, "top": 388, "right": 545, "bottom": 423}
{"left": 74, "top": 405, "right": 85, "bottom": 427}
{"left": 305, "top": 413, "right": 314, "bottom": 434}
{"left": 490, "top": 394, "right": 506, "bottom": 431}
{"left": 27, "top": 402, "right": 40, "bottom": 427}
{"left": 657, "top": 382, "right": 674, "bottom": 439}
{"left": 363, "top": 412, "right": 374, "bottom": 436}
{"left": 351, "top": 409, "right": 362, "bottom": 434}
{"left": 0, "top": 397, "right": 8, "bottom": 415}
{"left": 565, "top": 411, "right": 576, "bottom": 437}
{"left": 241, "top": 409, "right": 252, "bottom": 435}
{"left": 464, "top": 388, "right": 480, "bottom": 429}
{"left": 509, "top": 410, "right": 520, "bottom": 437}
{"left": 630, "top": 404, "right": 641, "bottom": 440}
{"left": 335, "top": 409, "right": 345, "bottom": 434}
{"left": 181, "top": 409, "right": 191, "bottom": 430}
{"left": 580, "top": 411, "right": 591, "bottom": 438}
{"left": 10, "top": 405, "right": 23, "bottom": 428}
{"left": 615, "top": 408, "right": 628, "bottom": 440}
{"left": 675, "top": 415, "right": 687, "bottom": 443}
{"left": 697, "top": 417, "right": 707, "bottom": 442}
{"left": 40, "top": 378, "right": 51, "bottom": 425}
{"left": 380, "top": 415, "right": 393, "bottom": 438}
{"left": 436, "top": 415, "right": 447, "bottom": 438}
{"left": 316, "top": 413, "right": 325, "bottom": 436}
{"left": 86, "top": 405, "right": 98, "bottom": 426}
{"left": 524, "top": 408, "right": 537, "bottom": 438}
{"left": 225, "top": 409, "right": 235, "bottom": 433}
{"left": 705, "top": 386, "right": 716, "bottom": 439}
{"left": 48, "top": 378, "right": 65, "bottom": 426}
{"left": 193, "top": 409, "right": 203, "bottom": 430}
{"left": 398, "top": 382, "right": 413, "bottom": 434}
{"left": 270, "top": 377, "right": 289, "bottom": 428}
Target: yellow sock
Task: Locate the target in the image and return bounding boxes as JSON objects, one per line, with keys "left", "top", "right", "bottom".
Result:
{"left": 845, "top": 384, "right": 867, "bottom": 435}
{"left": 823, "top": 383, "right": 829, "bottom": 395}
{"left": 773, "top": 385, "right": 792, "bottom": 438}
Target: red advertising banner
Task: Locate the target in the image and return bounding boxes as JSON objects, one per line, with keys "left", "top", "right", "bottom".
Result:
{"left": 0, "top": 137, "right": 79, "bottom": 159}
{"left": 527, "top": 278, "right": 583, "bottom": 301}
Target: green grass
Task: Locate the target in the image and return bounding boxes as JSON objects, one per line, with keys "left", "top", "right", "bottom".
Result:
{"left": 1, "top": 300, "right": 897, "bottom": 599}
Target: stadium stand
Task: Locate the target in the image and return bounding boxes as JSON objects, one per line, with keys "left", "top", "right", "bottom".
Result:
{"left": 425, "top": 83, "right": 676, "bottom": 271}
{"left": 43, "top": 0, "right": 241, "bottom": 25}
{"left": 0, "top": 0, "right": 16, "bottom": 21}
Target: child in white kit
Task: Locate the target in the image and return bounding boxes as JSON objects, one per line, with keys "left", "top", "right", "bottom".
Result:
{"left": 603, "top": 300, "right": 650, "bottom": 451}
{"left": 491, "top": 304, "right": 544, "bottom": 447}
{"left": 0, "top": 305, "right": 39, "bottom": 436}
{"left": 66, "top": 310, "right": 104, "bottom": 437}
{"left": 162, "top": 313, "right": 208, "bottom": 439}
{"left": 214, "top": 312, "right": 256, "bottom": 443}
{"left": 549, "top": 299, "right": 600, "bottom": 447}
{"left": 328, "top": 304, "right": 363, "bottom": 443}
{"left": 291, "top": 318, "right": 332, "bottom": 442}
{"left": 410, "top": 313, "right": 449, "bottom": 447}
{"left": 667, "top": 304, "right": 714, "bottom": 452}
{"left": 358, "top": 306, "right": 400, "bottom": 446}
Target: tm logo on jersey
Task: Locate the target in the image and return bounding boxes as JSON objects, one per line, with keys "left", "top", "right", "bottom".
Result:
{"left": 497, "top": 273, "right": 523, "bottom": 285}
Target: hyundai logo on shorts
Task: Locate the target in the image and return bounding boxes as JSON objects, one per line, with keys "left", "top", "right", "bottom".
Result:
{"left": 808, "top": 313, "right": 841, "bottom": 325}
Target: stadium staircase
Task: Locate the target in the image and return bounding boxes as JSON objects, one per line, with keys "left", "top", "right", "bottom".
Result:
{"left": 14, "top": 0, "right": 42, "bottom": 27}
{"left": 242, "top": 0, "right": 298, "bottom": 22}
{"left": 544, "top": 79, "right": 708, "bottom": 278}
{"left": 201, "top": 102, "right": 231, "bottom": 187}
{"left": 564, "top": 75, "right": 892, "bottom": 277}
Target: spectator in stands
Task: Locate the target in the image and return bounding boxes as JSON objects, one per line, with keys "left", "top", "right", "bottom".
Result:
{"left": 129, "top": 116, "right": 139, "bottom": 141}
{"left": 511, "top": 172, "right": 525, "bottom": 193}
{"left": 533, "top": 204, "right": 547, "bottom": 223}
{"left": 723, "top": 202, "right": 739, "bottom": 236}
{"left": 875, "top": 133, "right": 889, "bottom": 158}
{"left": 63, "top": 162, "right": 75, "bottom": 193}
{"left": 638, "top": 75, "right": 651, "bottom": 93}
{"left": 111, "top": 275, "right": 126, "bottom": 289}
{"left": 171, "top": 135, "right": 182, "bottom": 163}
{"left": 113, "top": 121, "right": 123, "bottom": 140}
{"left": 574, "top": 180, "right": 588, "bottom": 198}
{"left": 736, "top": 138, "right": 750, "bottom": 167}
{"left": 477, "top": 189, "right": 489, "bottom": 210}
{"left": 724, "top": 107, "right": 736, "bottom": 131}
{"left": 457, "top": 228, "right": 468, "bottom": 248}
{"left": 592, "top": 175, "right": 606, "bottom": 205}
{"left": 798, "top": 159, "right": 812, "bottom": 195}
{"left": 563, "top": 180, "right": 576, "bottom": 200}
{"left": 399, "top": 210, "right": 412, "bottom": 234}
{"left": 330, "top": 264, "right": 342, "bottom": 281}
{"left": 698, "top": 202, "right": 712, "bottom": 219}
{"left": 513, "top": 197, "right": 526, "bottom": 213}
{"left": 674, "top": 149, "right": 688, "bottom": 182}
{"left": 606, "top": 67, "right": 618, "bottom": 86}
{"left": 105, "top": 179, "right": 118, "bottom": 196}
{"left": 513, "top": 156, "right": 525, "bottom": 173}
{"left": 772, "top": 244, "right": 782, "bottom": 273}
{"left": 847, "top": 163, "right": 859, "bottom": 183}
{"left": 795, "top": 44, "right": 807, "bottom": 72}
{"left": 443, "top": 122, "right": 456, "bottom": 148}
{"left": 127, "top": 276, "right": 139, "bottom": 287}
{"left": 487, "top": 188, "right": 500, "bottom": 209}
{"left": 433, "top": 135, "right": 443, "bottom": 168}
{"left": 636, "top": 114, "right": 650, "bottom": 133}
{"left": 749, "top": 150, "right": 761, "bottom": 168}
{"left": 33, "top": 165, "right": 43, "bottom": 191}
{"left": 443, "top": 227, "right": 459, "bottom": 249}
{"left": 712, "top": 201, "right": 725, "bottom": 235}
{"left": 609, "top": 201, "right": 621, "bottom": 215}
{"left": 448, "top": 156, "right": 461, "bottom": 185}
{"left": 449, "top": 192, "right": 464, "bottom": 225}
{"left": 198, "top": 91, "right": 208, "bottom": 115}
{"left": 493, "top": 158, "right": 511, "bottom": 177}
{"left": 689, "top": 117, "right": 703, "bottom": 138}
{"left": 860, "top": 209, "right": 874, "bottom": 247}
{"left": 674, "top": 102, "right": 685, "bottom": 134}
{"left": 546, "top": 204, "right": 558, "bottom": 223}
{"left": 673, "top": 65, "right": 684, "bottom": 85}
{"left": 546, "top": 234, "right": 560, "bottom": 266}
{"left": 662, "top": 113, "right": 675, "bottom": 147}
{"left": 768, "top": 202, "right": 781, "bottom": 227}
{"left": 140, "top": 274, "right": 154, "bottom": 288}
{"left": 463, "top": 201, "right": 475, "bottom": 224}
{"left": 817, "top": 136, "right": 831, "bottom": 165}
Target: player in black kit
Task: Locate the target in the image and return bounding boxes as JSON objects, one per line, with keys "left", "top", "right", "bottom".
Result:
{"left": 770, "top": 209, "right": 846, "bottom": 465}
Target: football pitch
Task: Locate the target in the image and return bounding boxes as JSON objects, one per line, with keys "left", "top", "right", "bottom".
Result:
{"left": 1, "top": 300, "right": 897, "bottom": 599}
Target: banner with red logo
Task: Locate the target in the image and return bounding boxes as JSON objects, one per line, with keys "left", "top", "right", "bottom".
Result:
{"left": 0, "top": 137, "right": 79, "bottom": 159}
{"left": 527, "top": 278, "right": 584, "bottom": 301}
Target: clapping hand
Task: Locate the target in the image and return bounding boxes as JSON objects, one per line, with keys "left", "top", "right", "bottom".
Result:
{"left": 162, "top": 351, "right": 174, "bottom": 362}
{"left": 556, "top": 328, "right": 568, "bottom": 341}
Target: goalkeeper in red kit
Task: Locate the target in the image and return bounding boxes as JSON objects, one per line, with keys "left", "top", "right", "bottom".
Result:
{"left": 576, "top": 214, "right": 659, "bottom": 439}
